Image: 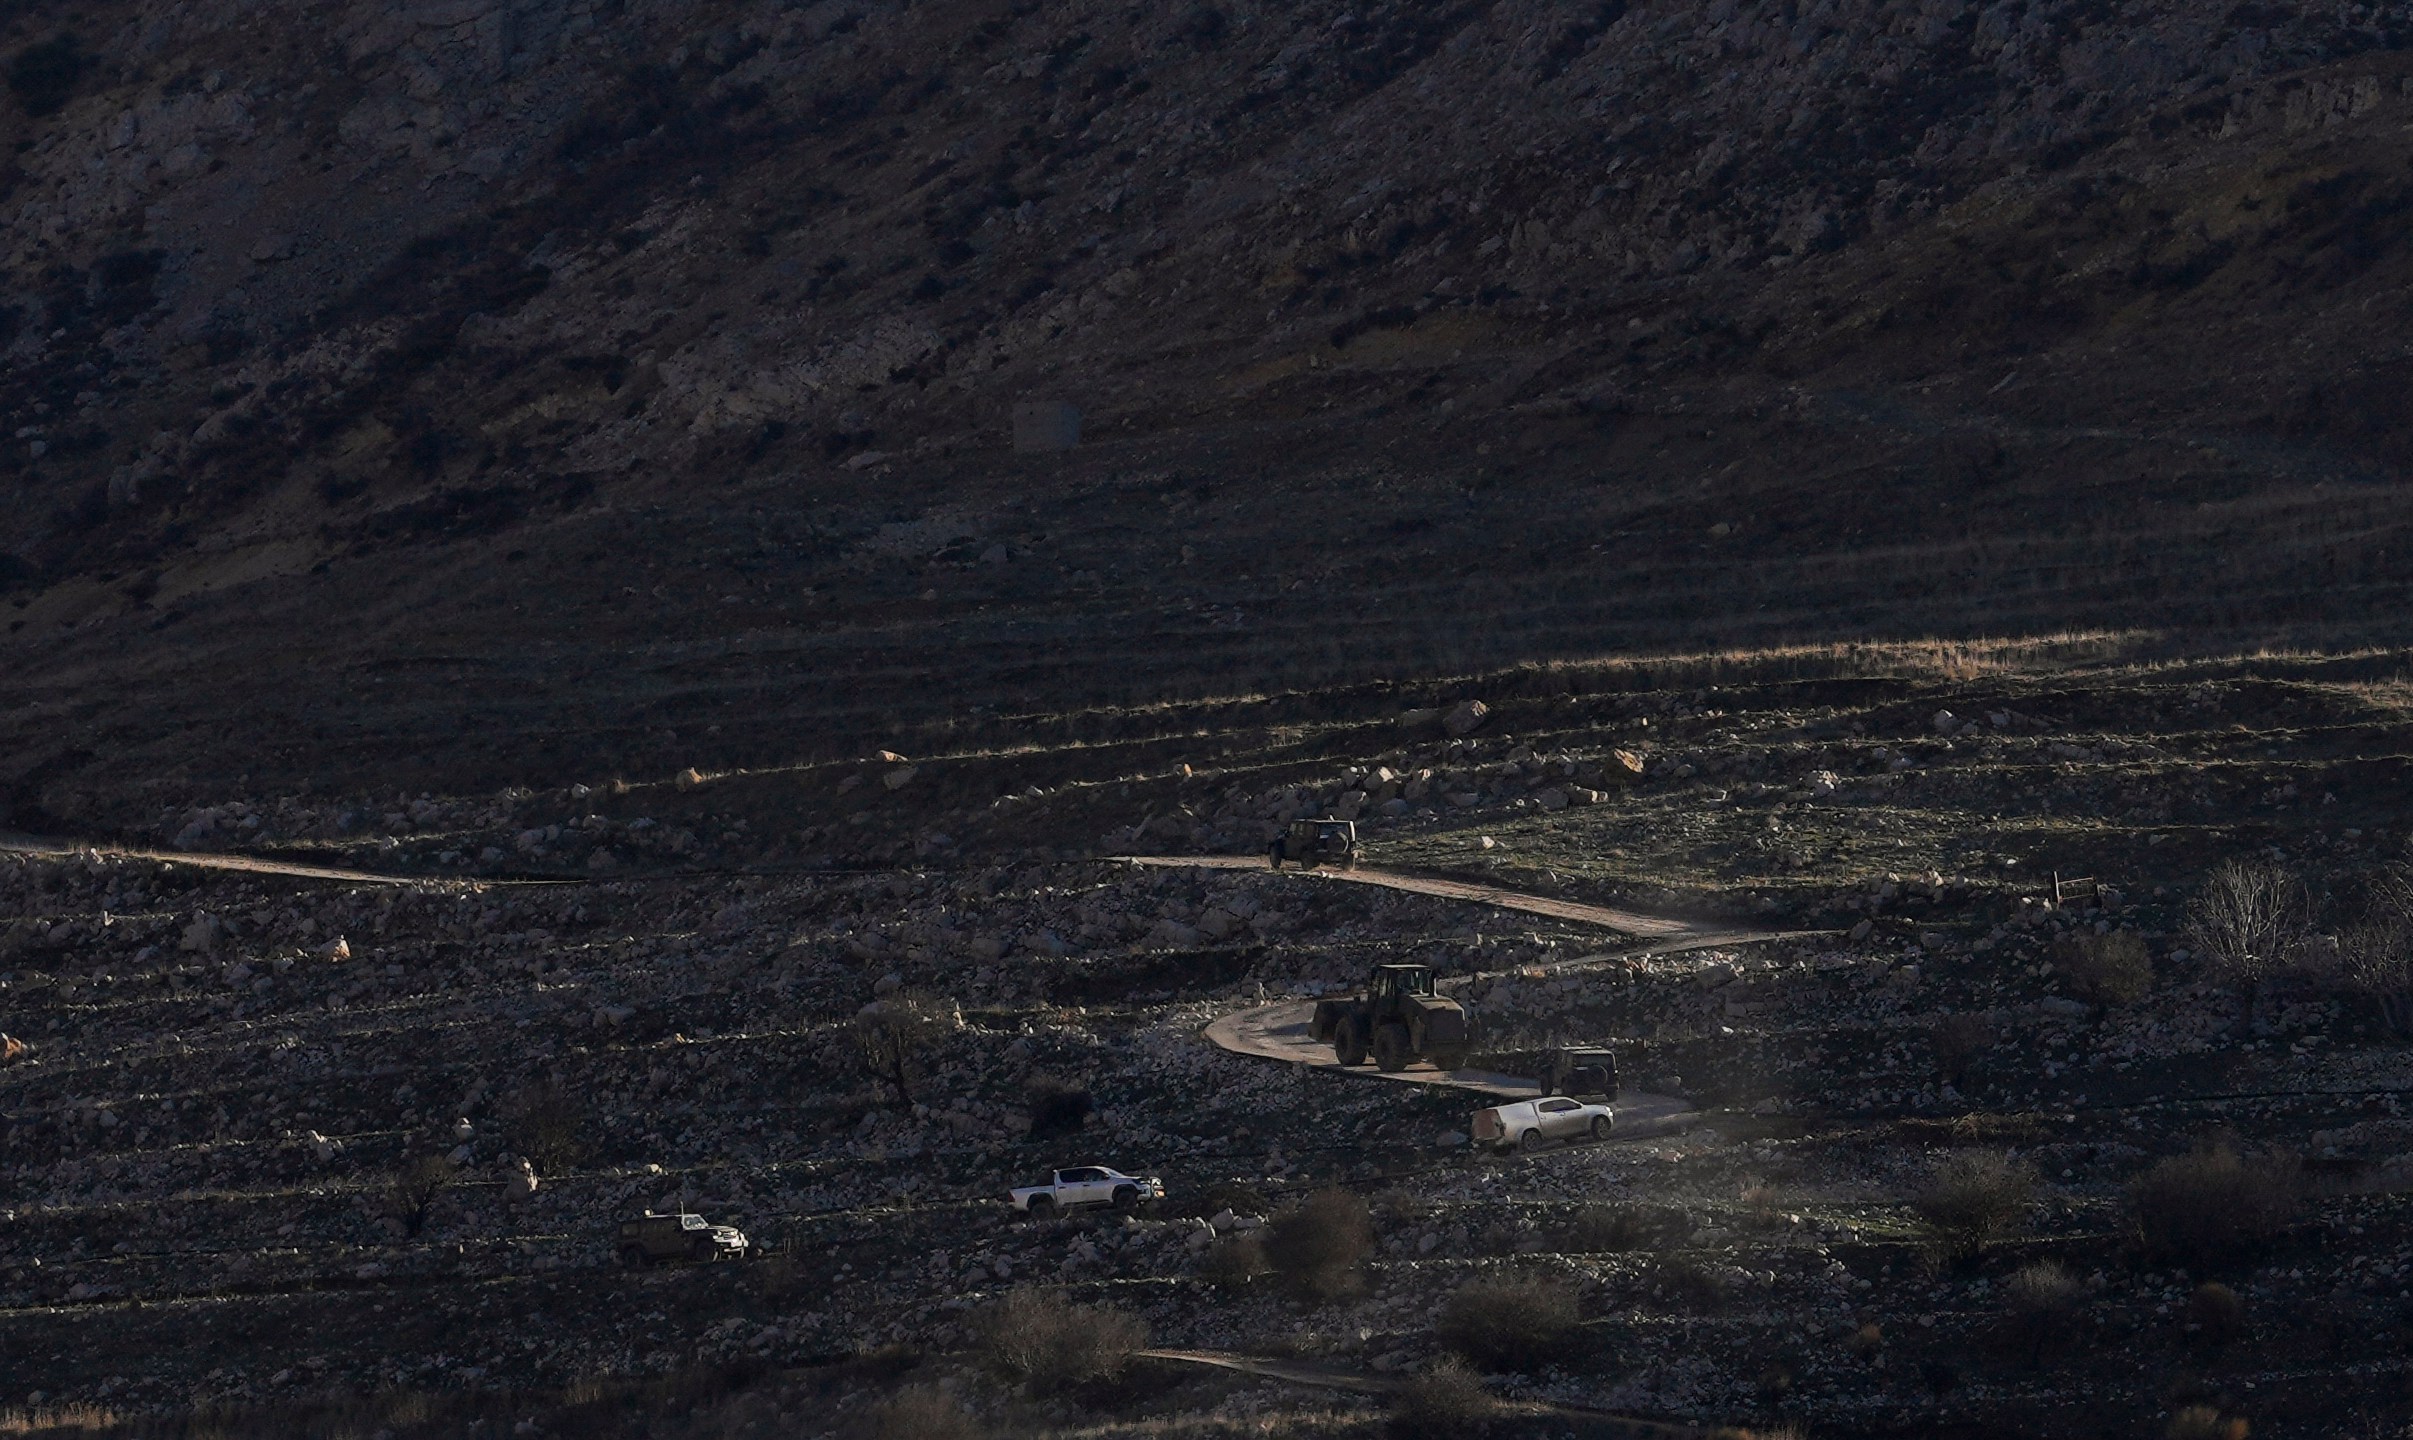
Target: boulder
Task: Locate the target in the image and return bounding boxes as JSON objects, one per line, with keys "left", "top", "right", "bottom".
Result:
{"left": 1442, "top": 699, "right": 1490, "bottom": 736}
{"left": 1600, "top": 749, "right": 1646, "bottom": 786}
{"left": 1535, "top": 787, "right": 1569, "bottom": 810}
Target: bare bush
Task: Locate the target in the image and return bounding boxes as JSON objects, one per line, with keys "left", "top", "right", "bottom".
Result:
{"left": 1024, "top": 1076, "right": 1093, "bottom": 1141}
{"left": 1437, "top": 1274, "right": 1582, "bottom": 1369}
{"left": 389, "top": 1151, "right": 457, "bottom": 1238}
{"left": 974, "top": 1289, "right": 1147, "bottom": 1396}
{"left": 852, "top": 991, "right": 960, "bottom": 1105}
{"left": 1260, "top": 1188, "right": 1372, "bottom": 1300}
{"left": 2187, "top": 1281, "right": 2246, "bottom": 1347}
{"left": 1196, "top": 1233, "right": 1267, "bottom": 1291}
{"left": 2062, "top": 931, "right": 2154, "bottom": 1007}
{"left": 503, "top": 1079, "right": 591, "bottom": 1172}
{"left": 2130, "top": 1140, "right": 2299, "bottom": 1262}
{"left": 1927, "top": 1011, "right": 1996, "bottom": 1085}
{"left": 1389, "top": 1356, "right": 1495, "bottom": 1440}
{"left": 2002, "top": 1260, "right": 2081, "bottom": 1366}
{"left": 2183, "top": 861, "right": 2308, "bottom": 1023}
{"left": 856, "top": 1383, "right": 983, "bottom": 1440}
{"left": 1911, "top": 1150, "right": 2037, "bottom": 1260}
{"left": 2337, "top": 870, "right": 2413, "bottom": 1035}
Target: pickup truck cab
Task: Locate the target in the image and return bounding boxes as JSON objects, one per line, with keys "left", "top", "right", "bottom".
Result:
{"left": 1009, "top": 1165, "right": 1164, "bottom": 1216}
{"left": 1471, "top": 1095, "right": 1614, "bottom": 1153}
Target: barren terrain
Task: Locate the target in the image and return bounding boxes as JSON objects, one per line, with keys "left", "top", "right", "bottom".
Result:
{"left": 8, "top": 0, "right": 2413, "bottom": 1436}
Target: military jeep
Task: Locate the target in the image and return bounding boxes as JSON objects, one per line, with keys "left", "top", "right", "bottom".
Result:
{"left": 1268, "top": 817, "right": 1356, "bottom": 872}
{"left": 616, "top": 1210, "right": 750, "bottom": 1269}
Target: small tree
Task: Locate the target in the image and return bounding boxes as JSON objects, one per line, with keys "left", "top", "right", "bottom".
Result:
{"left": 390, "top": 1152, "right": 457, "bottom": 1238}
{"left": 1437, "top": 1274, "right": 1582, "bottom": 1369}
{"left": 1912, "top": 1150, "right": 2037, "bottom": 1261}
{"left": 975, "top": 1289, "right": 1147, "bottom": 1396}
{"left": 1260, "top": 1188, "right": 1373, "bottom": 1300}
{"left": 852, "top": 991, "right": 960, "bottom": 1105}
{"left": 503, "top": 1078, "right": 591, "bottom": 1173}
{"left": 2183, "top": 861, "right": 2308, "bottom": 1029}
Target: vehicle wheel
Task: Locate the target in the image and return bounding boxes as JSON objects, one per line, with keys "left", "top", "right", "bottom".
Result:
{"left": 1333, "top": 1017, "right": 1368, "bottom": 1067}
{"left": 1027, "top": 1195, "right": 1055, "bottom": 1220}
{"left": 1429, "top": 1049, "right": 1469, "bottom": 1072}
{"left": 1518, "top": 1128, "right": 1545, "bottom": 1153}
{"left": 1112, "top": 1186, "right": 1138, "bottom": 1212}
{"left": 1590, "top": 1115, "right": 1614, "bottom": 1142}
{"left": 1372, "top": 1023, "right": 1412, "bottom": 1072}
{"left": 619, "top": 1246, "right": 649, "bottom": 1271}
{"left": 1266, "top": 845, "right": 1284, "bottom": 871}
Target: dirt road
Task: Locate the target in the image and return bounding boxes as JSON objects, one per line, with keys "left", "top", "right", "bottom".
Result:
{"left": 0, "top": 832, "right": 441, "bottom": 887}
{"left": 1119, "top": 854, "right": 1719, "bottom": 936}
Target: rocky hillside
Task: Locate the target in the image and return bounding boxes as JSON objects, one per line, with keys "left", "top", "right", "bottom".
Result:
{"left": 7, "top": 0, "right": 2413, "bottom": 815}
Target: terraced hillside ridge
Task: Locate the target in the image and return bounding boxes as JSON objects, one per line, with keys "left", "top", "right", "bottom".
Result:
{"left": 9, "top": 2, "right": 2413, "bottom": 816}
{"left": 9, "top": 654, "right": 2413, "bottom": 1437}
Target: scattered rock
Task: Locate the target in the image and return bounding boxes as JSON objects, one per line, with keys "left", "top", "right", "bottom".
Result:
{"left": 1442, "top": 700, "right": 1491, "bottom": 736}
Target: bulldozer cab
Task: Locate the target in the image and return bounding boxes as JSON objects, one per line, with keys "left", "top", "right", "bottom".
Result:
{"left": 1370, "top": 964, "right": 1435, "bottom": 1002}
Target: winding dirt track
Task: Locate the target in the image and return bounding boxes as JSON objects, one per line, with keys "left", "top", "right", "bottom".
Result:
{"left": 1119, "top": 854, "right": 1715, "bottom": 936}
{"left": 1124, "top": 854, "right": 1804, "bottom": 1120}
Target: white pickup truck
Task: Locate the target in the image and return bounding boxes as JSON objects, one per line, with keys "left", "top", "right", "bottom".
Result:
{"left": 1471, "top": 1095, "right": 1614, "bottom": 1152}
{"left": 1009, "top": 1165, "right": 1165, "bottom": 1216}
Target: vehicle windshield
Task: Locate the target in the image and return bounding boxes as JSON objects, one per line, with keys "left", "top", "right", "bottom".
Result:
{"left": 1398, "top": 969, "right": 1433, "bottom": 995}
{"left": 681, "top": 1215, "right": 706, "bottom": 1230}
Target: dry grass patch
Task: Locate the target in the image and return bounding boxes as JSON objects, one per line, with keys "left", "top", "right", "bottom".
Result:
{"left": 1388, "top": 1356, "right": 1495, "bottom": 1440}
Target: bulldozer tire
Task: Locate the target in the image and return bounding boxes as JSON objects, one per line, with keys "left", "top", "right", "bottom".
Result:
{"left": 1333, "top": 1017, "right": 1368, "bottom": 1067}
{"left": 619, "top": 1246, "right": 650, "bottom": 1272}
{"left": 1372, "top": 1023, "right": 1412, "bottom": 1072}
{"left": 1590, "top": 1115, "right": 1614, "bottom": 1141}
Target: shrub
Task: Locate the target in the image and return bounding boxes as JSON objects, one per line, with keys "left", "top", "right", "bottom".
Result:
{"left": 2130, "top": 1141, "right": 2299, "bottom": 1262}
{"left": 2166, "top": 1406, "right": 2248, "bottom": 1440}
{"left": 1260, "top": 1188, "right": 1372, "bottom": 1300}
{"left": 1560, "top": 1203, "right": 1653, "bottom": 1253}
{"left": 1927, "top": 1011, "right": 1996, "bottom": 1084}
{"left": 389, "top": 1151, "right": 457, "bottom": 1238}
{"left": 852, "top": 991, "right": 960, "bottom": 1105}
{"left": 1388, "top": 1356, "right": 1494, "bottom": 1440}
{"left": 1845, "top": 1322, "right": 1884, "bottom": 1363}
{"left": 1912, "top": 1150, "right": 2037, "bottom": 1260}
{"left": 1025, "top": 1076, "right": 1093, "bottom": 1141}
{"left": 2186, "top": 1281, "right": 2246, "bottom": 1346}
{"left": 2063, "top": 931, "right": 2154, "bottom": 1006}
{"left": 2336, "top": 894, "right": 2413, "bottom": 1036}
{"left": 1197, "top": 1233, "right": 1266, "bottom": 1291}
{"left": 2002, "top": 1260, "right": 2081, "bottom": 1365}
{"left": 974, "top": 1289, "right": 1147, "bottom": 1396}
{"left": 857, "top": 1383, "right": 983, "bottom": 1440}
{"left": 1436, "top": 1274, "right": 1582, "bottom": 1369}
{"left": 7, "top": 36, "right": 86, "bottom": 118}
